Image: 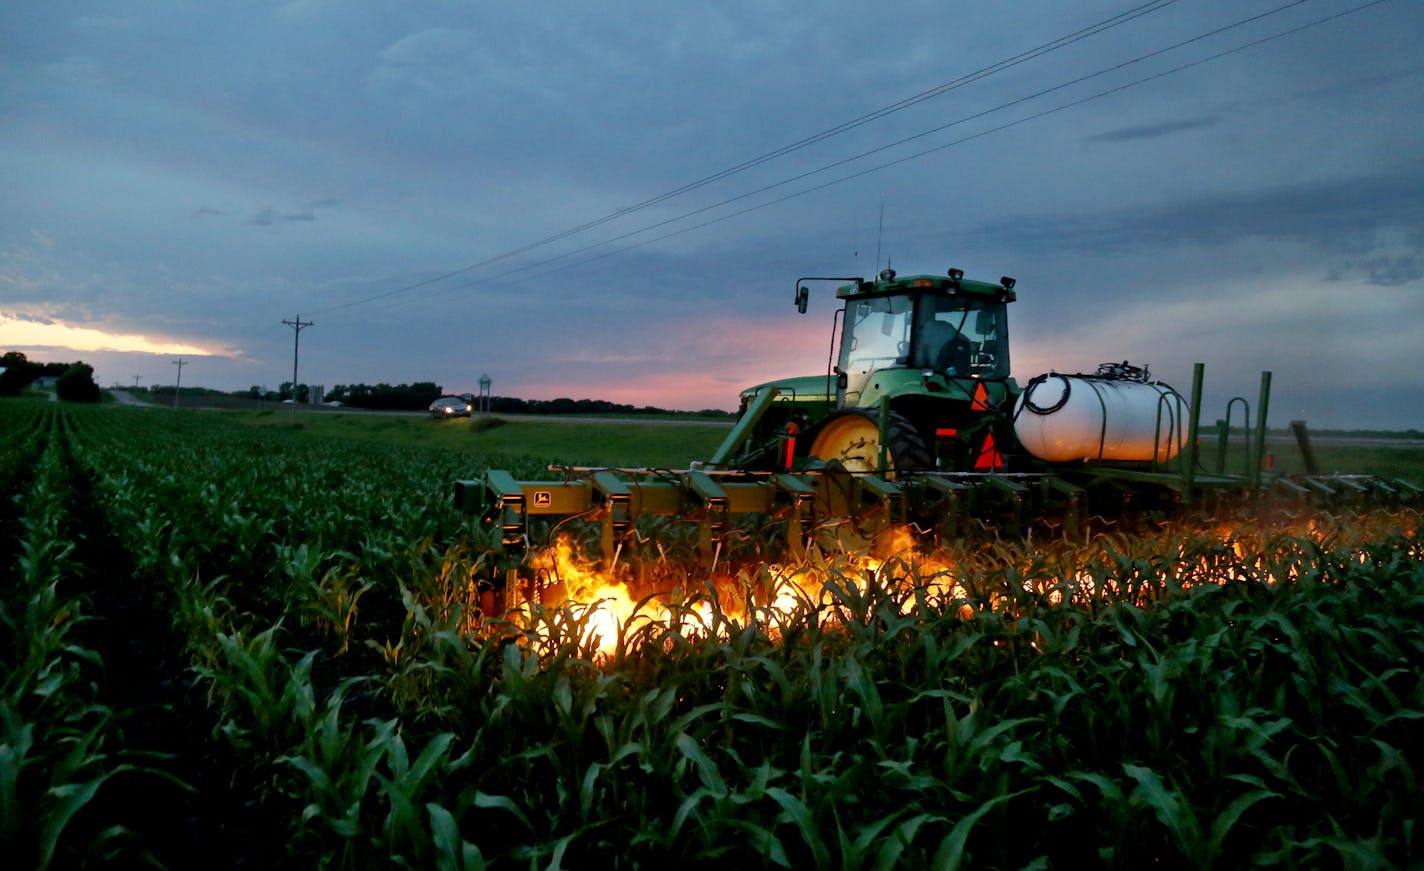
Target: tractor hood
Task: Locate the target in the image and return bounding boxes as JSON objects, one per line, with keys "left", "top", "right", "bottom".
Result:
{"left": 738, "top": 374, "right": 835, "bottom": 407}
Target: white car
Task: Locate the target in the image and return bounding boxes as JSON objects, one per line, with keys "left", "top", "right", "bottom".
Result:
{"left": 428, "top": 396, "right": 473, "bottom": 418}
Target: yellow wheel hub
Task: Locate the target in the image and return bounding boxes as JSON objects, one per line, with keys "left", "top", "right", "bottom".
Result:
{"left": 808, "top": 413, "right": 888, "bottom": 475}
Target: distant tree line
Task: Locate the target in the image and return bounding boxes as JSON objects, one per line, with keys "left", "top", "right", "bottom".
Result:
{"left": 324, "top": 382, "right": 444, "bottom": 410}
{"left": 224, "top": 384, "right": 311, "bottom": 402}
{"left": 319, "top": 381, "right": 732, "bottom": 417}
{"left": 150, "top": 385, "right": 232, "bottom": 398}
{"left": 0, "top": 351, "right": 101, "bottom": 402}
{"left": 483, "top": 395, "right": 732, "bottom": 418}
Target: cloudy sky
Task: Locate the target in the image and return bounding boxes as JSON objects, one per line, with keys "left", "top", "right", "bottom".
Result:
{"left": 3, "top": 0, "right": 1421, "bottom": 428}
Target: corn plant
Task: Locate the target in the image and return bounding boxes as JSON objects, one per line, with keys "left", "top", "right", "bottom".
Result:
{"left": 1, "top": 433, "right": 136, "bottom": 867}
{"left": 11, "top": 399, "right": 1421, "bottom": 868}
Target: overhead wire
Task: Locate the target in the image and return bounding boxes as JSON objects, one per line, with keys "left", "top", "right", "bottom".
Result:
{"left": 408, "top": 0, "right": 1381, "bottom": 303}
{"left": 318, "top": 0, "right": 1390, "bottom": 319}
{"left": 311, "top": 0, "right": 1185, "bottom": 314}
{"left": 496, "top": 0, "right": 1184, "bottom": 235}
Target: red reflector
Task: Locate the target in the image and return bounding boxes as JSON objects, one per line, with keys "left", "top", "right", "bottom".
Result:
{"left": 935, "top": 428, "right": 958, "bottom": 438}
{"left": 975, "top": 432, "right": 1004, "bottom": 470}
{"left": 971, "top": 382, "right": 991, "bottom": 411}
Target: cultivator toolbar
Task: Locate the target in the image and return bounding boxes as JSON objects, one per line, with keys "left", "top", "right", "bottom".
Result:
{"left": 456, "top": 458, "right": 1418, "bottom": 578}
{"left": 459, "top": 465, "right": 1080, "bottom": 565}
{"left": 458, "top": 467, "right": 818, "bottom": 567}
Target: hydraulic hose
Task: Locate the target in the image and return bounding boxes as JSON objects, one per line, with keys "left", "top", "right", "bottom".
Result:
{"left": 1018, "top": 373, "right": 1071, "bottom": 416}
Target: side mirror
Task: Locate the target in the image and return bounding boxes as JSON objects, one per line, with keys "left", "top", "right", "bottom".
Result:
{"left": 974, "top": 309, "right": 997, "bottom": 334}
{"left": 795, "top": 286, "right": 809, "bottom": 314}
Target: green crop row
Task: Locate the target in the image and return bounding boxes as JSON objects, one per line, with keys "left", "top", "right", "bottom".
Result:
{"left": 2, "top": 398, "right": 1422, "bottom": 868}
{"left": 1, "top": 409, "right": 174, "bottom": 868}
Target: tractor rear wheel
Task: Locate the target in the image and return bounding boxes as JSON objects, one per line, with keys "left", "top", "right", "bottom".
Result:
{"left": 807, "top": 409, "right": 931, "bottom": 477}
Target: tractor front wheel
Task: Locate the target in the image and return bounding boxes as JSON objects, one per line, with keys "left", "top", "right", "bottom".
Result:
{"left": 807, "top": 409, "right": 931, "bottom": 477}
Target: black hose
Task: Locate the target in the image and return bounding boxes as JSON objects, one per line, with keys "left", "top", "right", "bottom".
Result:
{"left": 1020, "top": 373, "right": 1071, "bottom": 415}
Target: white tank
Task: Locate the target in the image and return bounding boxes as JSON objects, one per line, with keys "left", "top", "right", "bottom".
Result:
{"left": 1013, "top": 371, "right": 1186, "bottom": 463}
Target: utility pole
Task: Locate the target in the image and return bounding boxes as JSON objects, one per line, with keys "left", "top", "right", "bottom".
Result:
{"left": 132, "top": 374, "right": 142, "bottom": 390}
{"left": 171, "top": 357, "right": 186, "bottom": 408}
{"left": 282, "top": 315, "right": 314, "bottom": 417}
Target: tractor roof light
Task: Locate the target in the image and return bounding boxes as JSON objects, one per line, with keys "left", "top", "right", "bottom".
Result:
{"left": 947, "top": 268, "right": 964, "bottom": 281}
{"left": 879, "top": 268, "right": 897, "bottom": 281}
{"left": 1000, "top": 276, "right": 1016, "bottom": 290}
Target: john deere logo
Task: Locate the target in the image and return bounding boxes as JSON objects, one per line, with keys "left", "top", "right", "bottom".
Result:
{"left": 533, "top": 491, "right": 553, "bottom": 508}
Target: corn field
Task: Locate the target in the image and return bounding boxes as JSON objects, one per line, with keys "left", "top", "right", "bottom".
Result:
{"left": 2, "top": 399, "right": 1422, "bottom": 869}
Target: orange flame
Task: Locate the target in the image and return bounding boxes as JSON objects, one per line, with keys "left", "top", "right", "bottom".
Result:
{"left": 494, "top": 509, "right": 1422, "bottom": 660}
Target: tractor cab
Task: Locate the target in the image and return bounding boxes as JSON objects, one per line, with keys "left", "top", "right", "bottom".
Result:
{"left": 832, "top": 269, "right": 1013, "bottom": 407}
{"left": 727, "top": 268, "right": 1019, "bottom": 474}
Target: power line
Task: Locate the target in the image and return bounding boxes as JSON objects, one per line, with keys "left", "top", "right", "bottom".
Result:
{"left": 311, "top": 0, "right": 1185, "bottom": 315}
{"left": 576, "top": 0, "right": 1394, "bottom": 264}
{"left": 543, "top": 0, "right": 1322, "bottom": 258}
{"left": 411, "top": 0, "right": 1380, "bottom": 302}
{"left": 317, "top": 0, "right": 1389, "bottom": 317}
{"left": 444, "top": 1, "right": 1188, "bottom": 251}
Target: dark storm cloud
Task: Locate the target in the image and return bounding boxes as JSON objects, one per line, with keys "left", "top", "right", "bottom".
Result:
{"left": 245, "top": 200, "right": 337, "bottom": 226}
{"left": 967, "top": 172, "right": 1424, "bottom": 281}
{"left": 1084, "top": 117, "right": 1220, "bottom": 143}
{"left": 1328, "top": 251, "right": 1424, "bottom": 287}
{"left": 1285, "top": 62, "right": 1424, "bottom": 102}
{"left": 12, "top": 312, "right": 57, "bottom": 325}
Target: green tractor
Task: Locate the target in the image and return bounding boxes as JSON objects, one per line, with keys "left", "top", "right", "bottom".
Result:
{"left": 462, "top": 264, "right": 1415, "bottom": 585}
{"left": 464, "top": 266, "right": 1197, "bottom": 572}
{"left": 713, "top": 267, "right": 1021, "bottom": 478}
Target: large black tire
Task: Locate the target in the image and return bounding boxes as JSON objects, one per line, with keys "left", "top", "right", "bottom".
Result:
{"left": 806, "top": 409, "right": 931, "bottom": 476}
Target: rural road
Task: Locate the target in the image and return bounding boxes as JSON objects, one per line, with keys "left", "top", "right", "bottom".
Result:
{"left": 110, "top": 389, "right": 149, "bottom": 406}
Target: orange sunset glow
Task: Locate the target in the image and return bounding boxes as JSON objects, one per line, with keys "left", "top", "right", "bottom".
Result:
{"left": 0, "top": 313, "right": 233, "bottom": 359}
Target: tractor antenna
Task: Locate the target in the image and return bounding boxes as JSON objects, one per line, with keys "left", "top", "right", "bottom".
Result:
{"left": 874, "top": 202, "right": 885, "bottom": 272}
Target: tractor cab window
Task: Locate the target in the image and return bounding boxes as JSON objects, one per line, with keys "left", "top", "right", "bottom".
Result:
{"left": 914, "top": 296, "right": 1009, "bottom": 378}
{"left": 839, "top": 295, "right": 913, "bottom": 401}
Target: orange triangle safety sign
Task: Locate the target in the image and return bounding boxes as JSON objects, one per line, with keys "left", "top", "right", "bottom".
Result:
{"left": 970, "top": 382, "right": 991, "bottom": 411}
{"left": 975, "top": 431, "right": 1004, "bottom": 471}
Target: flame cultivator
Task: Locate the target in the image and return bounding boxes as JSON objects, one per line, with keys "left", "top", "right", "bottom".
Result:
{"left": 458, "top": 267, "right": 1420, "bottom": 609}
